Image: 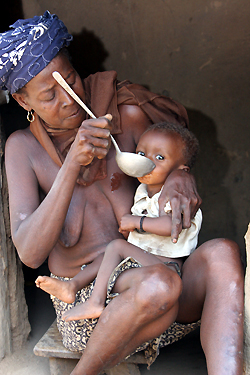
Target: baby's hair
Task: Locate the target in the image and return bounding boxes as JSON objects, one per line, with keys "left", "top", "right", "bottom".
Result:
{"left": 143, "top": 122, "right": 199, "bottom": 169}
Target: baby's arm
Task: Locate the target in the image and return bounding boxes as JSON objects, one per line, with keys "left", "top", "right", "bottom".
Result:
{"left": 119, "top": 213, "right": 176, "bottom": 237}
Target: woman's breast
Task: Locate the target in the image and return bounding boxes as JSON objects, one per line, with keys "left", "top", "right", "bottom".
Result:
{"left": 59, "top": 182, "right": 120, "bottom": 248}
{"left": 50, "top": 182, "right": 122, "bottom": 277}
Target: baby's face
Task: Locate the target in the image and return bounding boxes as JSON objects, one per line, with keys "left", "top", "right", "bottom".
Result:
{"left": 136, "top": 130, "right": 186, "bottom": 192}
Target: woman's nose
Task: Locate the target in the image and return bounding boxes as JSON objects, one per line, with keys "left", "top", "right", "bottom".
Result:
{"left": 60, "top": 87, "right": 74, "bottom": 106}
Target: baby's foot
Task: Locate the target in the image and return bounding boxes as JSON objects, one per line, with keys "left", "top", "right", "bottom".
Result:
{"left": 62, "top": 300, "right": 104, "bottom": 321}
{"left": 35, "top": 276, "right": 76, "bottom": 304}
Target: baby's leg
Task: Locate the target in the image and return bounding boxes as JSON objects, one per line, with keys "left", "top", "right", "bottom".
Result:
{"left": 62, "top": 239, "right": 163, "bottom": 321}
{"left": 36, "top": 254, "right": 103, "bottom": 303}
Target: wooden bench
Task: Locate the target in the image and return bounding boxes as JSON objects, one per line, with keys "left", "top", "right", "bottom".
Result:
{"left": 33, "top": 320, "right": 147, "bottom": 375}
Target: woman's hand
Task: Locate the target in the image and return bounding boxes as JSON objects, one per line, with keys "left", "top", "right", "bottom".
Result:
{"left": 158, "top": 169, "right": 202, "bottom": 243}
{"left": 68, "top": 114, "right": 112, "bottom": 167}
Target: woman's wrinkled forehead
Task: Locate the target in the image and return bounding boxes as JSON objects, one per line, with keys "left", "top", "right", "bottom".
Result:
{"left": 0, "top": 10, "right": 72, "bottom": 94}
{"left": 21, "top": 52, "right": 74, "bottom": 97}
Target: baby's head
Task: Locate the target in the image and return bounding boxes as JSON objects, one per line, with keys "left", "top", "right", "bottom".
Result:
{"left": 136, "top": 122, "right": 199, "bottom": 192}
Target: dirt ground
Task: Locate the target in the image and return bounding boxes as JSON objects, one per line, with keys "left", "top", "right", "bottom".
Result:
{"left": 0, "top": 266, "right": 207, "bottom": 375}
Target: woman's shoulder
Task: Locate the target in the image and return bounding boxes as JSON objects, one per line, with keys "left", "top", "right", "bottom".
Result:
{"left": 5, "top": 127, "right": 40, "bottom": 159}
{"left": 6, "top": 126, "right": 32, "bottom": 142}
{"left": 118, "top": 104, "right": 152, "bottom": 146}
{"left": 6, "top": 126, "right": 37, "bottom": 144}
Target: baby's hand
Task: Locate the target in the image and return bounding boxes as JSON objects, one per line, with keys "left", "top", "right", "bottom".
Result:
{"left": 119, "top": 214, "right": 139, "bottom": 233}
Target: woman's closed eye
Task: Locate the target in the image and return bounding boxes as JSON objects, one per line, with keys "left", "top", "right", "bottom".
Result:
{"left": 68, "top": 78, "right": 76, "bottom": 87}
{"left": 42, "top": 92, "right": 55, "bottom": 102}
{"left": 43, "top": 79, "right": 75, "bottom": 102}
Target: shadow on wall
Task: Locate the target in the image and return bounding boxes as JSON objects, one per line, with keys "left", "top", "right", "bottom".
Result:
{"left": 0, "top": 1, "right": 24, "bottom": 33}
{"left": 68, "top": 28, "right": 109, "bottom": 79}
{"left": 187, "top": 109, "right": 241, "bottom": 255}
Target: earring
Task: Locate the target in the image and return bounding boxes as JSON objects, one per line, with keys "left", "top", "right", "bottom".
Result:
{"left": 27, "top": 109, "right": 35, "bottom": 122}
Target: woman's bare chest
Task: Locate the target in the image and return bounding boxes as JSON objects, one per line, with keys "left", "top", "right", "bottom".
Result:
{"left": 33, "top": 141, "right": 134, "bottom": 250}
{"left": 61, "top": 185, "right": 119, "bottom": 248}
{"left": 36, "top": 164, "right": 117, "bottom": 249}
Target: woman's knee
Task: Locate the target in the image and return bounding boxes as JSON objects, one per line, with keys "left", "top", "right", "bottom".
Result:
{"left": 199, "top": 238, "right": 241, "bottom": 262}
{"left": 197, "top": 238, "right": 244, "bottom": 281}
{"left": 134, "top": 263, "right": 182, "bottom": 315}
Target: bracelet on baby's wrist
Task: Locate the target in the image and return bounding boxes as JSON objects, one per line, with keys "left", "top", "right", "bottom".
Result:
{"left": 136, "top": 215, "right": 146, "bottom": 234}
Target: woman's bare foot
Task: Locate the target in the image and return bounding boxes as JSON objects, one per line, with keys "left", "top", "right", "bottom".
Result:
{"left": 35, "top": 276, "right": 77, "bottom": 303}
{"left": 62, "top": 299, "right": 105, "bottom": 321}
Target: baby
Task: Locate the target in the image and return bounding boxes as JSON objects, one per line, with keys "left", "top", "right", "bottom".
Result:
{"left": 36, "top": 122, "right": 202, "bottom": 321}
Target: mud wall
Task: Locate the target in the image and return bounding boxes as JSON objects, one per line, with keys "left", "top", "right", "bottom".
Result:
{"left": 18, "top": 1, "right": 250, "bottom": 259}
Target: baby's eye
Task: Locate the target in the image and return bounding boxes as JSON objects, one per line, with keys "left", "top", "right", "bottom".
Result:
{"left": 156, "top": 154, "right": 164, "bottom": 160}
{"left": 137, "top": 151, "right": 145, "bottom": 156}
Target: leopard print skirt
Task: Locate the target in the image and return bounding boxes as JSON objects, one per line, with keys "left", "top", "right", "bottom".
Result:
{"left": 51, "top": 257, "right": 200, "bottom": 366}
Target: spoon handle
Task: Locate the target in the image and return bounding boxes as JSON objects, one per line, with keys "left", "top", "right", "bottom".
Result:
{"left": 52, "top": 71, "right": 96, "bottom": 119}
{"left": 52, "top": 71, "right": 120, "bottom": 154}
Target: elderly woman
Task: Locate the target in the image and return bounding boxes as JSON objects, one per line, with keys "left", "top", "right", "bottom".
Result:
{"left": 1, "top": 11, "right": 244, "bottom": 375}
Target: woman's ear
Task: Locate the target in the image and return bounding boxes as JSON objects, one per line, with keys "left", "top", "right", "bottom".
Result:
{"left": 12, "top": 92, "right": 31, "bottom": 111}
{"left": 178, "top": 164, "right": 190, "bottom": 173}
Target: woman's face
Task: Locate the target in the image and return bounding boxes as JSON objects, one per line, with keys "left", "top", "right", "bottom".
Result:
{"left": 13, "top": 52, "right": 86, "bottom": 129}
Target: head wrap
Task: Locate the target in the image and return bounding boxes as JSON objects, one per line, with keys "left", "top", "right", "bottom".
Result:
{"left": 0, "top": 10, "right": 72, "bottom": 94}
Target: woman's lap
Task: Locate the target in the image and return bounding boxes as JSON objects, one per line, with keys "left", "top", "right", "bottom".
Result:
{"left": 51, "top": 257, "right": 200, "bottom": 366}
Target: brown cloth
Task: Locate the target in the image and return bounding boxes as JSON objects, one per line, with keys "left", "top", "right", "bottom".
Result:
{"left": 30, "top": 70, "right": 189, "bottom": 186}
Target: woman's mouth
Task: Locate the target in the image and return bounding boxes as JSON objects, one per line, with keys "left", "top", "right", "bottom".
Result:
{"left": 67, "top": 106, "right": 81, "bottom": 119}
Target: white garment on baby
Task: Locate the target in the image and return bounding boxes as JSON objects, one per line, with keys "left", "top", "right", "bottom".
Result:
{"left": 127, "top": 183, "right": 202, "bottom": 258}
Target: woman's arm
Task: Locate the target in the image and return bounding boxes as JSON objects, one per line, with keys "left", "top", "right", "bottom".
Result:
{"left": 5, "top": 117, "right": 111, "bottom": 268}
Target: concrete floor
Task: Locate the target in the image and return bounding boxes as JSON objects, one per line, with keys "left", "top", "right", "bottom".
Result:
{"left": 0, "top": 264, "right": 207, "bottom": 375}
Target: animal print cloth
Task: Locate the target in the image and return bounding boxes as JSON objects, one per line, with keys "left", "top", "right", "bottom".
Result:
{"left": 51, "top": 257, "right": 200, "bottom": 366}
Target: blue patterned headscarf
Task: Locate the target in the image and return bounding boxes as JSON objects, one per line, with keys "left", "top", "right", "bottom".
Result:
{"left": 0, "top": 11, "right": 72, "bottom": 94}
